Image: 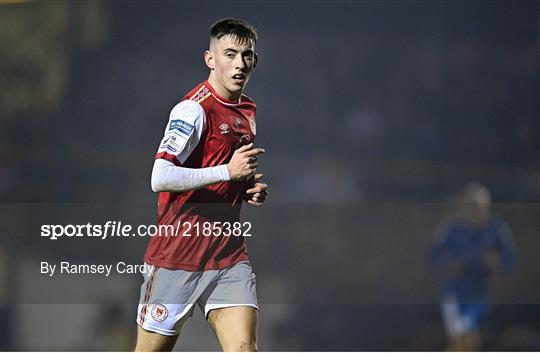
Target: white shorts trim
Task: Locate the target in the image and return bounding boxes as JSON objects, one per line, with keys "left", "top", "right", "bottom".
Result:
{"left": 441, "top": 295, "right": 473, "bottom": 338}
{"left": 204, "top": 303, "right": 259, "bottom": 318}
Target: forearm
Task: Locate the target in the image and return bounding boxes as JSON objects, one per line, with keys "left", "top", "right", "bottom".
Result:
{"left": 151, "top": 158, "right": 230, "bottom": 192}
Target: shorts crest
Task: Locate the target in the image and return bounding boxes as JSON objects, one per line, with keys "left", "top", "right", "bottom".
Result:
{"left": 151, "top": 303, "right": 169, "bottom": 322}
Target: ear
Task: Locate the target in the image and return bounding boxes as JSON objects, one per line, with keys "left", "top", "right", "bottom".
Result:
{"left": 204, "top": 50, "right": 214, "bottom": 70}
{"left": 253, "top": 52, "right": 258, "bottom": 70}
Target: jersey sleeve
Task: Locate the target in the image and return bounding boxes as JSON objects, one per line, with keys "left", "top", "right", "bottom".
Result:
{"left": 493, "top": 221, "right": 517, "bottom": 271}
{"left": 155, "top": 100, "right": 205, "bottom": 165}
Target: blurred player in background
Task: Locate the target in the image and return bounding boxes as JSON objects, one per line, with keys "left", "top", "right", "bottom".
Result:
{"left": 429, "top": 183, "right": 516, "bottom": 351}
{"left": 135, "top": 18, "right": 268, "bottom": 351}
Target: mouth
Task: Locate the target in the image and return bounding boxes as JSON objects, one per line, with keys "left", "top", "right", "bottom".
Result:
{"left": 232, "top": 73, "right": 247, "bottom": 83}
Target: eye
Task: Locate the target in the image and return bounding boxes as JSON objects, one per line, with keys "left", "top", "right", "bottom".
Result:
{"left": 226, "top": 53, "right": 235, "bottom": 58}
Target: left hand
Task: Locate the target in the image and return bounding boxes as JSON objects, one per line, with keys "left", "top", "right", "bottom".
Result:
{"left": 245, "top": 173, "right": 268, "bottom": 206}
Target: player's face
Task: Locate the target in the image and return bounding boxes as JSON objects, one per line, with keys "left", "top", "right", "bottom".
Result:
{"left": 460, "top": 190, "right": 491, "bottom": 227}
{"left": 206, "top": 35, "right": 256, "bottom": 100}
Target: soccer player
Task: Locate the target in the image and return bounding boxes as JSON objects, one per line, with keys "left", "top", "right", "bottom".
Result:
{"left": 135, "top": 19, "right": 268, "bottom": 351}
{"left": 429, "top": 183, "right": 516, "bottom": 351}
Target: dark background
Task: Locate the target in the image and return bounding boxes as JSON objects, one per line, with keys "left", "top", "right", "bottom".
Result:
{"left": 0, "top": 0, "right": 539, "bottom": 350}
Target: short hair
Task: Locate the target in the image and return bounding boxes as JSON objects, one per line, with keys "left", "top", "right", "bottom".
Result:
{"left": 458, "top": 182, "right": 491, "bottom": 204}
{"left": 210, "top": 18, "right": 257, "bottom": 45}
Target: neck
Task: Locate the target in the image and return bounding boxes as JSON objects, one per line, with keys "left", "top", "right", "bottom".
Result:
{"left": 207, "top": 74, "right": 242, "bottom": 103}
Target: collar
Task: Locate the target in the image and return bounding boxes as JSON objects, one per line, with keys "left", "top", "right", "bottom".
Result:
{"left": 204, "top": 80, "right": 242, "bottom": 105}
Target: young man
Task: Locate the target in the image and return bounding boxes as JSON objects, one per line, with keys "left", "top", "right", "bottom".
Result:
{"left": 429, "top": 183, "right": 516, "bottom": 351}
{"left": 135, "top": 19, "right": 268, "bottom": 351}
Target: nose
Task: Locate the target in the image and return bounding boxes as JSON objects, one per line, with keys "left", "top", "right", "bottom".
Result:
{"left": 235, "top": 55, "right": 246, "bottom": 70}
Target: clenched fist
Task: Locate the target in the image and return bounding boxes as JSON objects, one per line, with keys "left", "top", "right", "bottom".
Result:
{"left": 246, "top": 173, "right": 268, "bottom": 206}
{"left": 227, "top": 143, "right": 265, "bottom": 181}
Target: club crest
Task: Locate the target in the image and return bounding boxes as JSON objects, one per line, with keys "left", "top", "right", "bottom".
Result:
{"left": 151, "top": 303, "right": 168, "bottom": 322}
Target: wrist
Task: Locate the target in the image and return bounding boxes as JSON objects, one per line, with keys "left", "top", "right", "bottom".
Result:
{"left": 221, "top": 164, "right": 231, "bottom": 181}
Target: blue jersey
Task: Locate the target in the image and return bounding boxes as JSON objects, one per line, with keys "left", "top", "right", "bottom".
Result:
{"left": 429, "top": 218, "right": 516, "bottom": 303}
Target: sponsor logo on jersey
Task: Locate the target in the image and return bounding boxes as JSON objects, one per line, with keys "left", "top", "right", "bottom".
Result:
{"left": 240, "top": 134, "right": 251, "bottom": 144}
{"left": 162, "top": 145, "right": 177, "bottom": 152}
{"left": 169, "top": 119, "right": 194, "bottom": 136}
{"left": 151, "top": 303, "right": 168, "bottom": 322}
{"left": 160, "top": 133, "right": 181, "bottom": 152}
{"left": 219, "top": 123, "right": 230, "bottom": 134}
{"left": 249, "top": 115, "right": 256, "bottom": 135}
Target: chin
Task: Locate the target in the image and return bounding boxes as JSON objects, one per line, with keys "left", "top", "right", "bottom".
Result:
{"left": 228, "top": 84, "right": 244, "bottom": 93}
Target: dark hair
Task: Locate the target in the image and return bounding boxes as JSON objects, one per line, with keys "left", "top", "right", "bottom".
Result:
{"left": 210, "top": 18, "right": 257, "bottom": 45}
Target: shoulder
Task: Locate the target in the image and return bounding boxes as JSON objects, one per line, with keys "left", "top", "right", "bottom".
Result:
{"left": 166, "top": 100, "right": 206, "bottom": 138}
{"left": 241, "top": 94, "right": 256, "bottom": 104}
{"left": 433, "top": 219, "right": 461, "bottom": 241}
{"left": 169, "top": 100, "right": 205, "bottom": 122}
{"left": 440, "top": 218, "right": 462, "bottom": 233}
{"left": 183, "top": 82, "right": 212, "bottom": 105}
{"left": 241, "top": 94, "right": 257, "bottom": 112}
{"left": 433, "top": 219, "right": 456, "bottom": 241}
{"left": 488, "top": 217, "right": 512, "bottom": 236}
{"left": 488, "top": 217, "right": 507, "bottom": 228}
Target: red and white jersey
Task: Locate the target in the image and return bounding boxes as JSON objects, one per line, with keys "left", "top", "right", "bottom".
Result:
{"left": 144, "top": 80, "right": 257, "bottom": 271}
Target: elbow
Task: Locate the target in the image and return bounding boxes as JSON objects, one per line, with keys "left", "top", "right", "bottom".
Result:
{"left": 151, "top": 176, "right": 162, "bottom": 192}
{"left": 150, "top": 159, "right": 190, "bottom": 193}
{"left": 150, "top": 167, "right": 186, "bottom": 193}
{"left": 151, "top": 167, "right": 165, "bottom": 192}
{"left": 151, "top": 178, "right": 187, "bottom": 193}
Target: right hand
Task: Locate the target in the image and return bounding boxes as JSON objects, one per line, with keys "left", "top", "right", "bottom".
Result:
{"left": 227, "top": 143, "right": 265, "bottom": 181}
